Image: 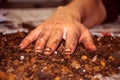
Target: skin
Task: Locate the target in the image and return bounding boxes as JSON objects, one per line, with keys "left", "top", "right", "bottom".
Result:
{"left": 20, "top": 0, "right": 106, "bottom": 55}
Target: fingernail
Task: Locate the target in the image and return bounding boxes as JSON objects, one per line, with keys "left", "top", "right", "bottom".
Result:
{"left": 36, "top": 46, "right": 42, "bottom": 50}
{"left": 19, "top": 43, "right": 24, "bottom": 49}
{"left": 64, "top": 48, "right": 71, "bottom": 54}
{"left": 44, "top": 47, "right": 51, "bottom": 55}
{"left": 35, "top": 46, "right": 42, "bottom": 52}
{"left": 44, "top": 47, "right": 51, "bottom": 52}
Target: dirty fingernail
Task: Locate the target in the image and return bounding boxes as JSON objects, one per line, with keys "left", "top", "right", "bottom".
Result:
{"left": 19, "top": 43, "right": 24, "bottom": 49}
{"left": 44, "top": 47, "right": 51, "bottom": 52}
{"left": 64, "top": 48, "right": 71, "bottom": 54}
{"left": 36, "top": 46, "right": 42, "bottom": 50}
{"left": 35, "top": 46, "right": 42, "bottom": 52}
{"left": 44, "top": 47, "right": 51, "bottom": 55}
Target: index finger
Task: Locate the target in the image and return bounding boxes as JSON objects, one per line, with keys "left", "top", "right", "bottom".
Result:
{"left": 20, "top": 26, "right": 42, "bottom": 49}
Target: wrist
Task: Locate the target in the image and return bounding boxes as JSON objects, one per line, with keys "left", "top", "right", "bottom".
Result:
{"left": 56, "top": 6, "right": 83, "bottom": 21}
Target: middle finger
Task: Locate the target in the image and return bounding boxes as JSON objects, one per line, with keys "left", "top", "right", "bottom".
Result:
{"left": 44, "top": 28, "right": 63, "bottom": 55}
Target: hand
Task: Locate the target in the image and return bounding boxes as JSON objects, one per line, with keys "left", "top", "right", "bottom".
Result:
{"left": 20, "top": 7, "right": 96, "bottom": 55}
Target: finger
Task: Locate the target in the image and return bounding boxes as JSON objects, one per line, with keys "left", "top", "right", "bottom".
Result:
{"left": 34, "top": 30, "right": 51, "bottom": 53}
{"left": 79, "top": 27, "right": 96, "bottom": 51}
{"left": 44, "top": 29, "right": 63, "bottom": 55}
{"left": 20, "top": 27, "right": 41, "bottom": 49}
{"left": 64, "top": 31, "right": 78, "bottom": 55}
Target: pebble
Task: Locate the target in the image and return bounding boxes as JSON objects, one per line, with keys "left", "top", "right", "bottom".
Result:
{"left": 81, "top": 55, "right": 88, "bottom": 60}
{"left": 108, "top": 56, "right": 115, "bottom": 61}
{"left": 97, "top": 37, "right": 101, "bottom": 41}
{"left": 100, "top": 60, "right": 106, "bottom": 68}
{"left": 54, "top": 77, "right": 60, "bottom": 80}
{"left": 7, "top": 68, "right": 14, "bottom": 72}
{"left": 91, "top": 55, "right": 98, "bottom": 62}
{"left": 32, "top": 64, "right": 36, "bottom": 68}
{"left": 71, "top": 60, "right": 81, "bottom": 69}
{"left": 20, "top": 56, "right": 24, "bottom": 61}
{"left": 83, "top": 69, "right": 86, "bottom": 72}
{"left": 108, "top": 44, "right": 111, "bottom": 47}
{"left": 93, "top": 66, "right": 100, "bottom": 72}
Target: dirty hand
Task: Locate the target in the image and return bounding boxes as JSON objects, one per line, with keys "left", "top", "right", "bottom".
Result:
{"left": 20, "top": 7, "right": 96, "bottom": 55}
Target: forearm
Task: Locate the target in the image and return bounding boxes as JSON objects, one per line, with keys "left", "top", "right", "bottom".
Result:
{"left": 81, "top": 0, "right": 107, "bottom": 28}
{"left": 58, "top": 0, "right": 107, "bottom": 28}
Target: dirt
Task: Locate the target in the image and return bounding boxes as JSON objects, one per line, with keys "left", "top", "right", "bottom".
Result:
{"left": 0, "top": 31, "right": 120, "bottom": 80}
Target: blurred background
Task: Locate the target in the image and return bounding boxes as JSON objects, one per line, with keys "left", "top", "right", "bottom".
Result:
{"left": 0, "top": 0, "right": 72, "bottom": 34}
{"left": 0, "top": 0, "right": 71, "bottom": 8}
{"left": 0, "top": 0, "right": 120, "bottom": 35}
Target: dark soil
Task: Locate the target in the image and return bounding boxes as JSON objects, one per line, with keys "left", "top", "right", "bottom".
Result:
{"left": 0, "top": 32, "right": 120, "bottom": 80}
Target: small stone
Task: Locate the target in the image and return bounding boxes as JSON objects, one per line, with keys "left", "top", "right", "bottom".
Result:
{"left": 68, "top": 74, "right": 73, "bottom": 77}
{"left": 108, "top": 56, "right": 115, "bottom": 61}
{"left": 78, "top": 68, "right": 86, "bottom": 75}
{"left": 81, "top": 55, "right": 88, "bottom": 60}
{"left": 100, "top": 60, "right": 106, "bottom": 68}
{"left": 83, "top": 69, "right": 86, "bottom": 73}
{"left": 93, "top": 66, "right": 100, "bottom": 72}
{"left": 54, "top": 77, "right": 60, "bottom": 80}
{"left": 71, "top": 60, "right": 81, "bottom": 69}
{"left": 43, "top": 66, "right": 48, "bottom": 71}
{"left": 108, "top": 44, "right": 111, "bottom": 47}
{"left": 61, "top": 65, "right": 70, "bottom": 74}
{"left": 41, "top": 69, "right": 44, "bottom": 72}
{"left": 20, "top": 56, "right": 24, "bottom": 61}
{"left": 7, "top": 68, "right": 14, "bottom": 72}
{"left": 64, "top": 54, "right": 71, "bottom": 59}
{"left": 25, "top": 48, "right": 32, "bottom": 53}
{"left": 97, "top": 37, "right": 101, "bottom": 41}
{"left": 91, "top": 55, "right": 97, "bottom": 62}
{"left": 32, "top": 64, "right": 36, "bottom": 68}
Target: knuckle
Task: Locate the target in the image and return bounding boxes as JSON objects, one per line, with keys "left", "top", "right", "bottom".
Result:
{"left": 54, "top": 20, "right": 65, "bottom": 26}
{"left": 51, "top": 37, "right": 60, "bottom": 44}
{"left": 38, "top": 37, "right": 46, "bottom": 43}
{"left": 26, "top": 36, "right": 33, "bottom": 42}
{"left": 70, "top": 40, "right": 77, "bottom": 46}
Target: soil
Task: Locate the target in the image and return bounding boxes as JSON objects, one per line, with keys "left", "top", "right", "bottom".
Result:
{"left": 0, "top": 31, "right": 120, "bottom": 80}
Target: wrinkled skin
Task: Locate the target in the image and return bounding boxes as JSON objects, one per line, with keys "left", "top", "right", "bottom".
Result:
{"left": 20, "top": 0, "right": 106, "bottom": 55}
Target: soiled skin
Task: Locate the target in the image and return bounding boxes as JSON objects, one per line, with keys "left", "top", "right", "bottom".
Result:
{"left": 20, "top": 0, "right": 106, "bottom": 55}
